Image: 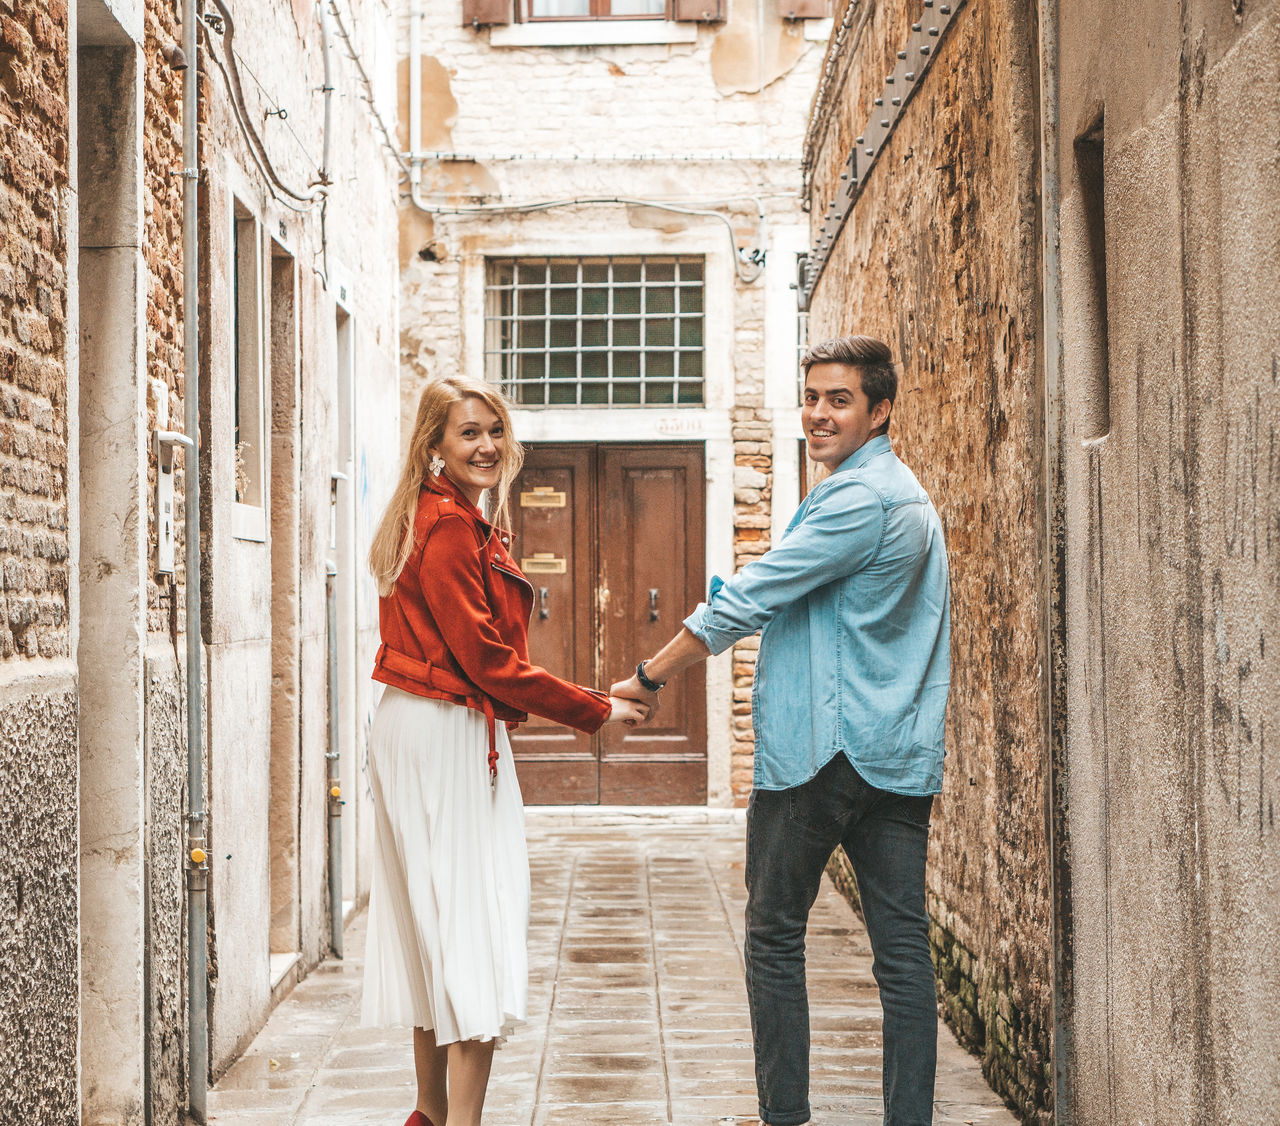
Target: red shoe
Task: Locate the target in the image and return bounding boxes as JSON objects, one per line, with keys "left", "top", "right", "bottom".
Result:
{"left": 403, "top": 1113, "right": 435, "bottom": 1126}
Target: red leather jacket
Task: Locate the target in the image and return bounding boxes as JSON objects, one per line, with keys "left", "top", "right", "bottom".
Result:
{"left": 372, "top": 474, "right": 611, "bottom": 781}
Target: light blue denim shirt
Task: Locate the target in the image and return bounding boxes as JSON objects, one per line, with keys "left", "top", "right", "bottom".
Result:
{"left": 685, "top": 435, "right": 951, "bottom": 795}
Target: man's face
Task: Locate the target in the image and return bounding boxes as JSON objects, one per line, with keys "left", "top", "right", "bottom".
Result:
{"left": 801, "top": 362, "right": 891, "bottom": 468}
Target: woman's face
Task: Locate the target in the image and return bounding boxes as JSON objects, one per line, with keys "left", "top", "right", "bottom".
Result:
{"left": 432, "top": 397, "right": 505, "bottom": 505}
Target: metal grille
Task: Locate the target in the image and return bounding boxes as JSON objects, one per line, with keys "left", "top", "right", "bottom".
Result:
{"left": 486, "top": 256, "right": 705, "bottom": 407}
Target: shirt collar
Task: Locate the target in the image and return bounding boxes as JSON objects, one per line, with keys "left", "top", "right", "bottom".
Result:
{"left": 425, "top": 472, "right": 492, "bottom": 530}
{"left": 833, "top": 433, "right": 893, "bottom": 476}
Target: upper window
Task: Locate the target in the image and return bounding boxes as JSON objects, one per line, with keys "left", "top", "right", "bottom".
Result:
{"left": 527, "top": 0, "right": 666, "bottom": 18}
{"left": 486, "top": 256, "right": 705, "bottom": 407}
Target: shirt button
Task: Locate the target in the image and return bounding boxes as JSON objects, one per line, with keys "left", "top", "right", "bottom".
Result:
{"left": 494, "top": 553, "right": 501, "bottom": 561}
{"left": 502, "top": 536, "right": 509, "bottom": 544}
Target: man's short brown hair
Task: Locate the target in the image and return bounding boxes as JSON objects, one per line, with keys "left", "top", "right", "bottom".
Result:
{"left": 800, "top": 335, "right": 898, "bottom": 417}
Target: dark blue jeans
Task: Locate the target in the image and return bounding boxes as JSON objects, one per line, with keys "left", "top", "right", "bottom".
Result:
{"left": 744, "top": 753, "right": 937, "bottom": 1126}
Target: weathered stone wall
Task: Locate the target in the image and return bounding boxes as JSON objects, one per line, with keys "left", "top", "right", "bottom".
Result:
{"left": 0, "top": 2, "right": 77, "bottom": 1122}
{"left": 1052, "top": 2, "right": 1280, "bottom": 1120}
{"left": 805, "top": 0, "right": 1050, "bottom": 1120}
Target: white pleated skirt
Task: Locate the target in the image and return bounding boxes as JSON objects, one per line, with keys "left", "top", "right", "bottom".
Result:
{"left": 360, "top": 687, "right": 530, "bottom": 1044}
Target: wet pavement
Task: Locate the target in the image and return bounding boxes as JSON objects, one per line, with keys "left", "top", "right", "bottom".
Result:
{"left": 205, "top": 810, "right": 1017, "bottom": 1126}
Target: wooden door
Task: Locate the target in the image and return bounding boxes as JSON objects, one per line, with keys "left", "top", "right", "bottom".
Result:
{"left": 507, "top": 443, "right": 706, "bottom": 805}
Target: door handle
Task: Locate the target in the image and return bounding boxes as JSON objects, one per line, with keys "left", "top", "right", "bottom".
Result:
{"left": 649, "top": 588, "right": 659, "bottom": 622}
{"left": 539, "top": 587, "right": 550, "bottom": 620}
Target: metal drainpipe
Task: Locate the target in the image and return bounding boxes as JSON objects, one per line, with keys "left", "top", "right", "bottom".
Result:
{"left": 409, "top": 0, "right": 422, "bottom": 197}
{"left": 319, "top": 0, "right": 334, "bottom": 185}
{"left": 1035, "top": 0, "right": 1073, "bottom": 1121}
{"left": 325, "top": 560, "right": 344, "bottom": 958}
{"left": 180, "top": 0, "right": 210, "bottom": 1118}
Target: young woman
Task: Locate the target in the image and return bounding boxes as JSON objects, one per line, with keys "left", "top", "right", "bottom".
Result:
{"left": 361, "top": 377, "right": 647, "bottom": 1126}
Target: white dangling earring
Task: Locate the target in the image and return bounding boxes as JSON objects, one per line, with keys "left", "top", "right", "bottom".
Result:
{"left": 429, "top": 454, "right": 445, "bottom": 477}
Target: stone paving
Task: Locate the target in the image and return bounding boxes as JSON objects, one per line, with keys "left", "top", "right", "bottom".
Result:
{"left": 205, "top": 811, "right": 1017, "bottom": 1126}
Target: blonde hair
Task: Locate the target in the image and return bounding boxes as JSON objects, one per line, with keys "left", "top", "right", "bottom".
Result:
{"left": 368, "top": 378, "right": 524, "bottom": 596}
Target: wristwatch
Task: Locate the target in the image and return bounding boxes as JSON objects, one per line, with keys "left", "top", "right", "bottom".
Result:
{"left": 636, "top": 660, "right": 666, "bottom": 693}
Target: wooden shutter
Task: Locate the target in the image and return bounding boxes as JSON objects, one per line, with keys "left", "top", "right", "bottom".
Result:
{"left": 672, "top": 0, "right": 725, "bottom": 20}
{"left": 776, "top": 0, "right": 829, "bottom": 16}
{"left": 462, "top": 0, "right": 511, "bottom": 27}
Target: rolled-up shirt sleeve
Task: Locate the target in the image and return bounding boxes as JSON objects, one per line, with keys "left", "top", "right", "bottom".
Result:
{"left": 684, "top": 475, "right": 885, "bottom": 655}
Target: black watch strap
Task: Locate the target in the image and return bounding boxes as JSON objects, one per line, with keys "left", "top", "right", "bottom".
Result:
{"left": 636, "top": 660, "right": 666, "bottom": 693}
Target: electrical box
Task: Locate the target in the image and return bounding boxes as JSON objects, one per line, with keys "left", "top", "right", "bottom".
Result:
{"left": 154, "top": 431, "right": 194, "bottom": 576}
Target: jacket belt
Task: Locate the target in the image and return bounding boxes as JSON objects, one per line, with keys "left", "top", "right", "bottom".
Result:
{"left": 375, "top": 643, "right": 500, "bottom": 787}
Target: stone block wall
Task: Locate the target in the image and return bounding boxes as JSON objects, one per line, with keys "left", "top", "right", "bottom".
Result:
{"left": 806, "top": 1, "right": 1051, "bottom": 1120}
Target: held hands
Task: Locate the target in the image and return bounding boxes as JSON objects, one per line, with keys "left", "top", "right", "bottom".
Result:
{"left": 609, "top": 673, "right": 661, "bottom": 723}
{"left": 606, "top": 695, "right": 652, "bottom": 727}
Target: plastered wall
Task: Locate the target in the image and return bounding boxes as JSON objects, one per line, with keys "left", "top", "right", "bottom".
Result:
{"left": 1054, "top": 2, "right": 1280, "bottom": 1120}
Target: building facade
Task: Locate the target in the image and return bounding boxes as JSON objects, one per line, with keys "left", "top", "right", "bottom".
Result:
{"left": 397, "top": 0, "right": 832, "bottom": 808}
{"left": 1, "top": 0, "right": 401, "bottom": 1121}
{"left": 805, "top": 0, "right": 1280, "bottom": 1122}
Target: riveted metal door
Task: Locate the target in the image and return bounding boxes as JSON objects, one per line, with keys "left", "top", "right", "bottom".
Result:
{"left": 508, "top": 442, "right": 706, "bottom": 805}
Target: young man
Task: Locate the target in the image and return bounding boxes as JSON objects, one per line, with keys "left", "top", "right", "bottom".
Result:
{"left": 613, "top": 335, "right": 951, "bottom": 1126}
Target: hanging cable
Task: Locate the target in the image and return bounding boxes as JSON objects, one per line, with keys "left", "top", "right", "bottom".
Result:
{"left": 325, "top": 0, "right": 413, "bottom": 179}
{"left": 201, "top": 0, "right": 325, "bottom": 209}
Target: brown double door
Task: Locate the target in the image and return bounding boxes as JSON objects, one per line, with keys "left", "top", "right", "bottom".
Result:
{"left": 508, "top": 442, "right": 706, "bottom": 805}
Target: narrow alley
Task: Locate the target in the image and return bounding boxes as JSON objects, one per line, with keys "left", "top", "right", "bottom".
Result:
{"left": 206, "top": 813, "right": 1015, "bottom": 1126}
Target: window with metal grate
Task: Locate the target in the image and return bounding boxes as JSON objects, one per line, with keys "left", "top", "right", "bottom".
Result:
{"left": 485, "top": 256, "right": 706, "bottom": 407}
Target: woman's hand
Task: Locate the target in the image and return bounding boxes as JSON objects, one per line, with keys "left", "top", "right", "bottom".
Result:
{"left": 606, "top": 695, "right": 651, "bottom": 727}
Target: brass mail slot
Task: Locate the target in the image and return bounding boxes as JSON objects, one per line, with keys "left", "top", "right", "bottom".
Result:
{"left": 520, "top": 486, "right": 566, "bottom": 508}
{"left": 521, "top": 553, "right": 567, "bottom": 574}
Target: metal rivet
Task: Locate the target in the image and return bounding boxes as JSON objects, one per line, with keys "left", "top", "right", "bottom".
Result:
{"left": 840, "top": 171, "right": 849, "bottom": 179}
{"left": 874, "top": 97, "right": 884, "bottom": 106}
{"left": 886, "top": 75, "right": 895, "bottom": 84}
{"left": 856, "top": 136, "right": 864, "bottom": 144}
{"left": 865, "top": 147, "right": 873, "bottom": 155}
{"left": 924, "top": 0, "right": 933, "bottom": 6}
{"left": 897, "top": 50, "right": 907, "bottom": 59}
{"left": 881, "top": 118, "right": 890, "bottom": 127}
{"left": 929, "top": 26, "right": 939, "bottom": 34}
{"left": 920, "top": 44, "right": 931, "bottom": 54}
{"left": 892, "top": 96, "right": 902, "bottom": 105}
{"left": 912, "top": 22, "right": 921, "bottom": 30}
{"left": 940, "top": 3, "right": 951, "bottom": 11}
{"left": 905, "top": 71, "right": 916, "bottom": 80}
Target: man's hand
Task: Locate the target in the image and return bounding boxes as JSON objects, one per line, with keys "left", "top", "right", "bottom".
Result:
{"left": 610, "top": 674, "right": 661, "bottom": 721}
{"left": 605, "top": 695, "right": 651, "bottom": 726}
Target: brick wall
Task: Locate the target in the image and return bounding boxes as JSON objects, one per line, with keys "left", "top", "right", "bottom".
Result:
{"left": 0, "top": 0, "right": 71, "bottom": 661}
{"left": 143, "top": 0, "right": 188, "bottom": 634}
{"left": 730, "top": 408, "right": 772, "bottom": 804}
{"left": 807, "top": 1, "right": 1051, "bottom": 1121}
